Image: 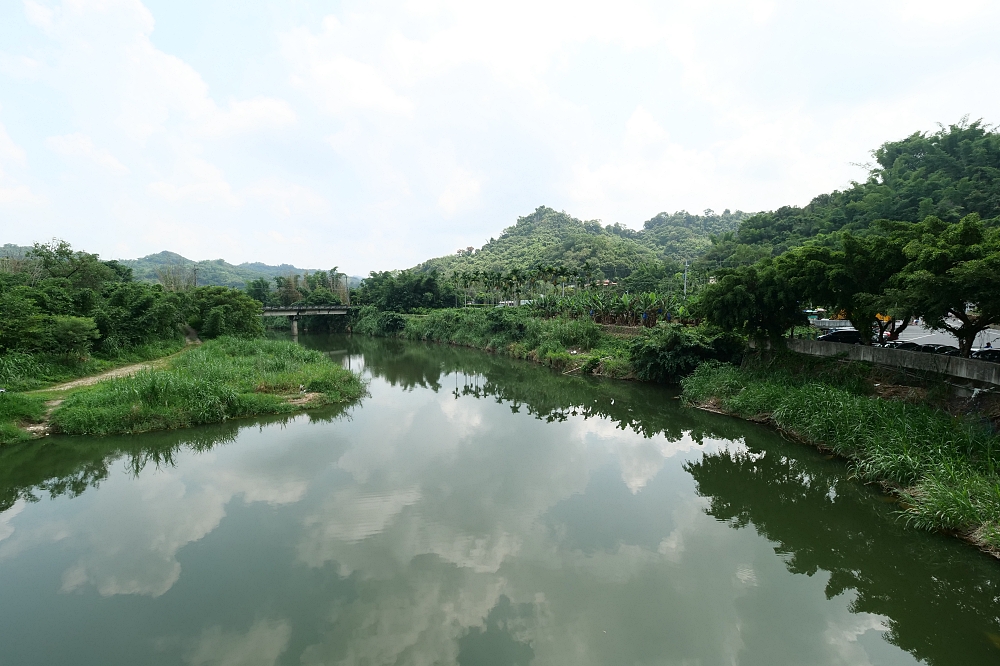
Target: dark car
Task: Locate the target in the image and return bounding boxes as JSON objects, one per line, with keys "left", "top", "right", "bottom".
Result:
{"left": 919, "top": 344, "right": 960, "bottom": 356}
{"left": 972, "top": 348, "right": 1000, "bottom": 363}
{"left": 817, "top": 329, "right": 861, "bottom": 344}
{"left": 886, "top": 341, "right": 923, "bottom": 352}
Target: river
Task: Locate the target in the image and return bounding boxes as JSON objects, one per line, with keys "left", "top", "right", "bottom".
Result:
{"left": 0, "top": 335, "right": 997, "bottom": 665}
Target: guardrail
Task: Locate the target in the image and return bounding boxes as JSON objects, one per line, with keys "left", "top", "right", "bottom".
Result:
{"left": 788, "top": 339, "right": 1000, "bottom": 387}
{"left": 261, "top": 306, "right": 350, "bottom": 317}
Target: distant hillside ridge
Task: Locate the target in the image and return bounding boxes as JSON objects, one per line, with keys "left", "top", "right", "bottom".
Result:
{"left": 124, "top": 251, "right": 324, "bottom": 288}
{"left": 414, "top": 206, "right": 748, "bottom": 278}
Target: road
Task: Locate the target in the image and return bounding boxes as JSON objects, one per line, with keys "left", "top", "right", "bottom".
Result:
{"left": 893, "top": 322, "right": 1000, "bottom": 349}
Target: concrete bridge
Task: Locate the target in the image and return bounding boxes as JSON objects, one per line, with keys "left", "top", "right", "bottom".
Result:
{"left": 262, "top": 305, "right": 350, "bottom": 335}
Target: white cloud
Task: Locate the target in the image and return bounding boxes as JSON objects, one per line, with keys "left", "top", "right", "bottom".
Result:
{"left": 196, "top": 97, "right": 297, "bottom": 139}
{"left": 22, "top": 0, "right": 54, "bottom": 30}
{"left": 187, "top": 618, "right": 292, "bottom": 666}
{"left": 437, "top": 168, "right": 481, "bottom": 215}
{"left": 0, "top": 117, "right": 41, "bottom": 206}
{"left": 0, "top": 121, "right": 26, "bottom": 165}
{"left": 283, "top": 17, "right": 414, "bottom": 116}
{"left": 46, "top": 133, "right": 128, "bottom": 173}
{"left": 147, "top": 157, "right": 240, "bottom": 206}
{"left": 243, "top": 179, "right": 327, "bottom": 217}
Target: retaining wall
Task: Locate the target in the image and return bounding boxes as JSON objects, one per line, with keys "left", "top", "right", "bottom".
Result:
{"left": 787, "top": 339, "right": 1000, "bottom": 387}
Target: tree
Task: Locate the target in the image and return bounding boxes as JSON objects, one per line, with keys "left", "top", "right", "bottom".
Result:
{"left": 27, "top": 240, "right": 119, "bottom": 290}
{"left": 185, "top": 287, "right": 264, "bottom": 339}
{"left": 695, "top": 258, "right": 807, "bottom": 346}
{"left": 93, "top": 282, "right": 183, "bottom": 351}
{"left": 275, "top": 275, "right": 302, "bottom": 306}
{"left": 776, "top": 226, "right": 912, "bottom": 344}
{"left": 246, "top": 278, "right": 273, "bottom": 305}
{"left": 890, "top": 214, "right": 1000, "bottom": 356}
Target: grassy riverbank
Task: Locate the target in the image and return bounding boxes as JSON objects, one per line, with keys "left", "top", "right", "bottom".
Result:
{"left": 0, "top": 338, "right": 187, "bottom": 392}
{"left": 0, "top": 393, "right": 47, "bottom": 444}
{"left": 681, "top": 358, "right": 1000, "bottom": 553}
{"left": 40, "top": 337, "right": 364, "bottom": 437}
{"left": 354, "top": 305, "right": 741, "bottom": 381}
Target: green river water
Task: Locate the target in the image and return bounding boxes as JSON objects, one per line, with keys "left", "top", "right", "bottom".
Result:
{"left": 0, "top": 335, "right": 998, "bottom": 665}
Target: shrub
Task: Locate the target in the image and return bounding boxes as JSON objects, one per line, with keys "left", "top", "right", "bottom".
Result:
{"left": 629, "top": 325, "right": 743, "bottom": 383}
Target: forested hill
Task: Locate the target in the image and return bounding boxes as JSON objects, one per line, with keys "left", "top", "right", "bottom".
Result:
{"left": 125, "top": 251, "right": 319, "bottom": 288}
{"left": 415, "top": 206, "right": 748, "bottom": 278}
{"left": 701, "top": 119, "right": 1000, "bottom": 269}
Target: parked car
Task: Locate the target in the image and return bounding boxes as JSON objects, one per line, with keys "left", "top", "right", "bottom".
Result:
{"left": 884, "top": 341, "right": 923, "bottom": 352}
{"left": 919, "top": 344, "right": 960, "bottom": 356}
{"left": 817, "top": 330, "right": 862, "bottom": 344}
{"left": 972, "top": 348, "right": 1000, "bottom": 363}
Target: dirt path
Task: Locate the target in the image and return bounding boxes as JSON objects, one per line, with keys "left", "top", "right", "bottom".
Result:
{"left": 33, "top": 340, "right": 199, "bottom": 393}
{"left": 41, "top": 360, "right": 163, "bottom": 391}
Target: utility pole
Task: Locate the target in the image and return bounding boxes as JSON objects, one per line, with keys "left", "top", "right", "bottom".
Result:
{"left": 683, "top": 261, "right": 688, "bottom": 299}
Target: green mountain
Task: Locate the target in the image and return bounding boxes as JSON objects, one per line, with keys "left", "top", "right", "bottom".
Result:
{"left": 125, "top": 251, "right": 320, "bottom": 288}
{"left": 415, "top": 206, "right": 748, "bottom": 278}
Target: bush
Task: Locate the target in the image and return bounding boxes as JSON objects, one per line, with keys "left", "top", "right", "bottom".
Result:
{"left": 353, "top": 306, "right": 406, "bottom": 336}
{"left": 629, "top": 325, "right": 743, "bottom": 383}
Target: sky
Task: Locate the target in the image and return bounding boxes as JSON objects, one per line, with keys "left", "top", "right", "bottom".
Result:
{"left": 1, "top": 0, "right": 998, "bottom": 275}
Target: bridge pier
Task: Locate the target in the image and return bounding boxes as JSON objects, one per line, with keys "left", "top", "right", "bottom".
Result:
{"left": 289, "top": 315, "right": 299, "bottom": 337}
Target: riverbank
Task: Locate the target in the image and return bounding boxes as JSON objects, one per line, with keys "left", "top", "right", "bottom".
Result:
{"left": 681, "top": 357, "right": 1000, "bottom": 555}
{"left": 1, "top": 337, "right": 365, "bottom": 441}
{"left": 1, "top": 339, "right": 189, "bottom": 444}
{"left": 354, "top": 305, "right": 741, "bottom": 382}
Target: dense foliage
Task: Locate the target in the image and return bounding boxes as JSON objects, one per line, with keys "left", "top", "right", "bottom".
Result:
{"left": 689, "top": 121, "right": 1000, "bottom": 355}
{"left": 706, "top": 119, "right": 1000, "bottom": 267}
{"left": 184, "top": 286, "right": 265, "bottom": 339}
{"left": 696, "top": 213, "right": 1000, "bottom": 354}
{"left": 415, "top": 206, "right": 745, "bottom": 280}
{"left": 353, "top": 269, "right": 457, "bottom": 312}
{"left": 0, "top": 241, "right": 268, "bottom": 390}
{"left": 0, "top": 241, "right": 183, "bottom": 358}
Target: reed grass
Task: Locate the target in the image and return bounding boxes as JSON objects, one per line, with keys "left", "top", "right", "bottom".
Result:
{"left": 50, "top": 337, "right": 365, "bottom": 436}
{"left": 682, "top": 361, "right": 1000, "bottom": 551}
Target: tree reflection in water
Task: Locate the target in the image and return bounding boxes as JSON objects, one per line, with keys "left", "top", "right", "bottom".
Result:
{"left": 685, "top": 437, "right": 1000, "bottom": 664}
{"left": 0, "top": 402, "right": 356, "bottom": 514}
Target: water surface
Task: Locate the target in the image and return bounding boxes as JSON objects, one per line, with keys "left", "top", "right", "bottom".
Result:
{"left": 0, "top": 335, "right": 998, "bottom": 665}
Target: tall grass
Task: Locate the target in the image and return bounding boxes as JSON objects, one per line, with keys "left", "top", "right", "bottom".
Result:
{"left": 397, "top": 308, "right": 619, "bottom": 372}
{"left": 0, "top": 338, "right": 186, "bottom": 391}
{"left": 682, "top": 361, "right": 1000, "bottom": 551}
{"left": 0, "top": 392, "right": 47, "bottom": 445}
{"left": 50, "top": 337, "right": 365, "bottom": 436}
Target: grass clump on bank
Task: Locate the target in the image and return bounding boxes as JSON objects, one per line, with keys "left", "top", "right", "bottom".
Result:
{"left": 354, "top": 305, "right": 741, "bottom": 382}
{"left": 682, "top": 360, "right": 1000, "bottom": 551}
{"left": 50, "top": 337, "right": 365, "bottom": 436}
{"left": 0, "top": 392, "right": 47, "bottom": 444}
